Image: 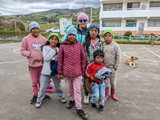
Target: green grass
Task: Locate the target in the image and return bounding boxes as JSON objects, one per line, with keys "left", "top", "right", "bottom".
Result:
{"left": 23, "top": 22, "right": 59, "bottom": 32}
{"left": 1, "top": 34, "right": 160, "bottom": 45}
{"left": 0, "top": 40, "right": 21, "bottom": 44}
{"left": 101, "top": 38, "right": 160, "bottom": 45}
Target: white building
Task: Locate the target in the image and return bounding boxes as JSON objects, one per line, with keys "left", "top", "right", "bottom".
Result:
{"left": 100, "top": 0, "right": 160, "bottom": 35}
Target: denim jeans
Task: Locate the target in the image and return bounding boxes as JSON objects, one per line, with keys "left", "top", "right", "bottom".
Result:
{"left": 37, "top": 74, "right": 64, "bottom": 102}
{"left": 91, "top": 81, "right": 105, "bottom": 106}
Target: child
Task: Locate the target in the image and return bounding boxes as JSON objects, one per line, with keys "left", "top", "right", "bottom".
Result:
{"left": 20, "top": 21, "right": 46, "bottom": 104}
{"left": 35, "top": 33, "right": 66, "bottom": 108}
{"left": 83, "top": 24, "right": 103, "bottom": 104}
{"left": 58, "top": 25, "right": 88, "bottom": 120}
{"left": 103, "top": 29, "right": 121, "bottom": 102}
{"left": 86, "top": 50, "right": 111, "bottom": 113}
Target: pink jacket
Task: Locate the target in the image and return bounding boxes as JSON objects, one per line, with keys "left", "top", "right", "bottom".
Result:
{"left": 58, "top": 39, "right": 86, "bottom": 78}
{"left": 20, "top": 34, "right": 46, "bottom": 67}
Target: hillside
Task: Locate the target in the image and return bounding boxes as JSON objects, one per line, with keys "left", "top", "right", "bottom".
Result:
{"left": 22, "top": 7, "right": 100, "bottom": 25}
{"left": 0, "top": 7, "right": 100, "bottom": 34}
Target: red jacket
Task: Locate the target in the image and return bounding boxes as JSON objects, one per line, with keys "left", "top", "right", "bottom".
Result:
{"left": 58, "top": 39, "right": 86, "bottom": 78}
{"left": 86, "top": 62, "right": 105, "bottom": 83}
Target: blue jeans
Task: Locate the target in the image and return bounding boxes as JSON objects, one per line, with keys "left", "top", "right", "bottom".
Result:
{"left": 91, "top": 81, "right": 105, "bottom": 106}
{"left": 37, "top": 74, "right": 64, "bottom": 103}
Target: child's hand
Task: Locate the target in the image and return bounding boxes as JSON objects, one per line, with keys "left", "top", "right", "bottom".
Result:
{"left": 35, "top": 58, "right": 42, "bottom": 62}
{"left": 90, "top": 76, "right": 94, "bottom": 80}
{"left": 104, "top": 77, "right": 108, "bottom": 80}
{"left": 58, "top": 74, "right": 64, "bottom": 79}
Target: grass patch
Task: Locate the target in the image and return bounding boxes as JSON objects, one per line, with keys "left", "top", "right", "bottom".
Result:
{"left": 1, "top": 36, "right": 160, "bottom": 45}
{"left": 115, "top": 39, "right": 150, "bottom": 44}
{"left": 101, "top": 38, "right": 160, "bottom": 45}
{"left": 0, "top": 40, "right": 21, "bottom": 44}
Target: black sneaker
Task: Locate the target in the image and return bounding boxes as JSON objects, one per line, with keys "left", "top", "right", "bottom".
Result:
{"left": 30, "top": 95, "right": 37, "bottom": 104}
{"left": 44, "top": 95, "right": 51, "bottom": 100}
{"left": 98, "top": 104, "right": 104, "bottom": 114}
{"left": 77, "top": 109, "right": 88, "bottom": 120}
{"left": 67, "top": 100, "right": 75, "bottom": 109}
{"left": 91, "top": 103, "right": 97, "bottom": 109}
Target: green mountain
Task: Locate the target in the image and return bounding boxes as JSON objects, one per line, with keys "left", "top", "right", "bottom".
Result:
{"left": 0, "top": 8, "right": 100, "bottom": 34}
{"left": 21, "top": 7, "right": 100, "bottom": 24}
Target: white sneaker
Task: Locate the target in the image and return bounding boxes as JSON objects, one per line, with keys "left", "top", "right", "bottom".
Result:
{"left": 35, "top": 102, "right": 42, "bottom": 108}
{"left": 59, "top": 98, "right": 66, "bottom": 103}
{"left": 84, "top": 95, "right": 89, "bottom": 104}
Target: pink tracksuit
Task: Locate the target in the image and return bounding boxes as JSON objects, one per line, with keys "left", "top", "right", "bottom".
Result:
{"left": 20, "top": 33, "right": 46, "bottom": 95}
{"left": 58, "top": 39, "right": 86, "bottom": 109}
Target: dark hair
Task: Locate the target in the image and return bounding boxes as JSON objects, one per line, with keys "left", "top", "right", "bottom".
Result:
{"left": 84, "top": 30, "right": 100, "bottom": 55}
{"left": 93, "top": 50, "right": 104, "bottom": 58}
{"left": 45, "top": 41, "right": 60, "bottom": 48}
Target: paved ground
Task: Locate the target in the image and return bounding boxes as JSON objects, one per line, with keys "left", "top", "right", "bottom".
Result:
{"left": 0, "top": 43, "right": 160, "bottom": 120}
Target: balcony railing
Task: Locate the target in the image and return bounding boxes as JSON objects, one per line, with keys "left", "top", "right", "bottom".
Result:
{"left": 127, "top": 8, "right": 141, "bottom": 10}
{"left": 100, "top": 9, "right": 160, "bottom": 18}
{"left": 149, "top": 7, "right": 160, "bottom": 10}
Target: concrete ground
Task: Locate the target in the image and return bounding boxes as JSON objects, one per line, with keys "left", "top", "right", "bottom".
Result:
{"left": 0, "top": 43, "right": 160, "bottom": 120}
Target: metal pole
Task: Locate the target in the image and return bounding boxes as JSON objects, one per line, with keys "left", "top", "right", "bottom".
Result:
{"left": 15, "top": 16, "right": 18, "bottom": 40}
{"left": 15, "top": 17, "right": 16, "bottom": 34}
{"left": 90, "top": 0, "right": 93, "bottom": 23}
{"left": 4, "top": 11, "right": 6, "bottom": 37}
{"left": 48, "top": 22, "right": 49, "bottom": 29}
{"left": 82, "top": 0, "right": 85, "bottom": 13}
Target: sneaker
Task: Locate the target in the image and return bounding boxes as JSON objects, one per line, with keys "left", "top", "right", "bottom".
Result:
{"left": 91, "top": 103, "right": 97, "bottom": 109}
{"left": 77, "top": 109, "right": 88, "bottom": 120}
{"left": 44, "top": 95, "right": 51, "bottom": 100}
{"left": 30, "top": 95, "right": 37, "bottom": 104}
{"left": 83, "top": 95, "right": 89, "bottom": 104}
{"left": 59, "top": 98, "right": 66, "bottom": 103}
{"left": 35, "top": 102, "right": 42, "bottom": 108}
{"left": 98, "top": 104, "right": 104, "bottom": 114}
{"left": 67, "top": 100, "right": 75, "bottom": 109}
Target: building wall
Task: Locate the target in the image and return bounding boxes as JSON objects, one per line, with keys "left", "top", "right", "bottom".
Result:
{"left": 100, "top": 0, "right": 160, "bottom": 34}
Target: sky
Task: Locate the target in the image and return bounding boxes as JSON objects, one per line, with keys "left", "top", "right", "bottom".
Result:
{"left": 0, "top": 0, "right": 100, "bottom": 15}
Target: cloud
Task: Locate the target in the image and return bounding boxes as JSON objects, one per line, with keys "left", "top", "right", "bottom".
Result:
{"left": 0, "top": 0, "right": 100, "bottom": 15}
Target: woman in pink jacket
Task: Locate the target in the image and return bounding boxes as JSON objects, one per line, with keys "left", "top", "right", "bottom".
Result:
{"left": 58, "top": 25, "right": 88, "bottom": 120}
{"left": 20, "top": 21, "right": 46, "bottom": 104}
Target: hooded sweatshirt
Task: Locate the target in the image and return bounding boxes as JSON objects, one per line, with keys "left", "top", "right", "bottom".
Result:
{"left": 20, "top": 33, "right": 46, "bottom": 67}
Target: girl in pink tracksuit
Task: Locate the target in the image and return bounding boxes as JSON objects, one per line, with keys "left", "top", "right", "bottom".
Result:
{"left": 20, "top": 21, "right": 46, "bottom": 104}
{"left": 58, "top": 25, "right": 88, "bottom": 120}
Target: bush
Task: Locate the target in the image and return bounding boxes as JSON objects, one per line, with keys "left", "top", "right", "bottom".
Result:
{"left": 114, "top": 36, "right": 121, "bottom": 39}
{"left": 124, "top": 31, "right": 132, "bottom": 37}
{"left": 0, "top": 30, "right": 28, "bottom": 35}
{"left": 17, "top": 22, "right": 25, "bottom": 31}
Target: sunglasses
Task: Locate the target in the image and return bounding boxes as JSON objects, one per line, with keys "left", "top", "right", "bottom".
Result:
{"left": 79, "top": 19, "right": 87, "bottom": 22}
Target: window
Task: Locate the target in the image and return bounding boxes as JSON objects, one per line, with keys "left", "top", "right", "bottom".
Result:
{"left": 103, "top": 3, "right": 122, "bottom": 11}
{"left": 127, "top": 2, "right": 140, "bottom": 10}
{"left": 148, "top": 19, "right": 160, "bottom": 27}
{"left": 102, "top": 20, "right": 121, "bottom": 27}
{"left": 150, "top": 2, "right": 160, "bottom": 9}
{"left": 126, "top": 20, "right": 137, "bottom": 27}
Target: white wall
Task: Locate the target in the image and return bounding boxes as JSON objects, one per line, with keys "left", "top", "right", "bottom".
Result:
{"left": 100, "top": 0, "right": 160, "bottom": 33}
